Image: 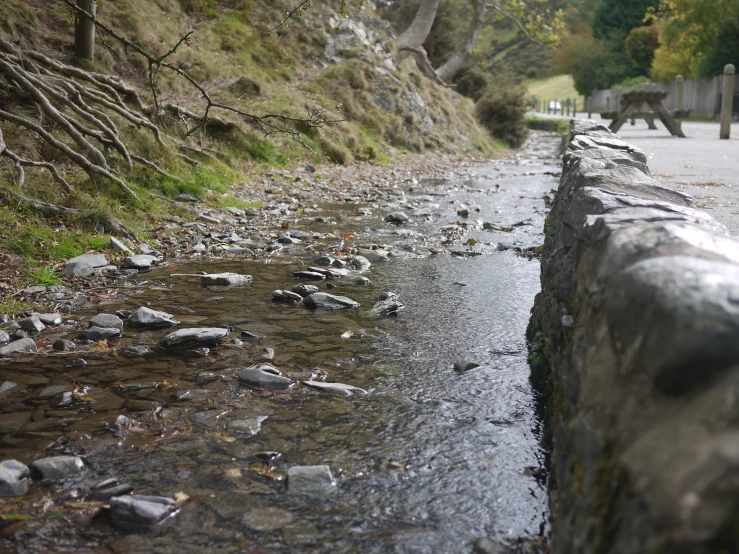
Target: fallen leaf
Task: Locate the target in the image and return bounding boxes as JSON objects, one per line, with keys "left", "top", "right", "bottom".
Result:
{"left": 174, "top": 491, "right": 189, "bottom": 505}
{"left": 0, "top": 514, "right": 33, "bottom": 521}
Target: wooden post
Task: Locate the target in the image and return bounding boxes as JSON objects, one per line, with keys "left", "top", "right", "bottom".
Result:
{"left": 566, "top": 98, "right": 571, "bottom": 116}
{"left": 587, "top": 96, "right": 592, "bottom": 118}
{"left": 675, "top": 74, "right": 684, "bottom": 129}
{"left": 720, "top": 64, "right": 735, "bottom": 139}
{"left": 74, "top": 0, "right": 96, "bottom": 60}
{"left": 573, "top": 99, "right": 577, "bottom": 117}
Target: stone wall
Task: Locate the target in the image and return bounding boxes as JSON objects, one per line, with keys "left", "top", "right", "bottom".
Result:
{"left": 529, "top": 120, "right": 739, "bottom": 554}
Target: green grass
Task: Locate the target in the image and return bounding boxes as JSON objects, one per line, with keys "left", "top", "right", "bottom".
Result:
{"left": 5, "top": 223, "right": 110, "bottom": 264}
{"left": 0, "top": 298, "right": 33, "bottom": 318}
{"left": 525, "top": 74, "right": 584, "bottom": 108}
{"left": 526, "top": 115, "right": 570, "bottom": 135}
{"left": 28, "top": 266, "right": 64, "bottom": 287}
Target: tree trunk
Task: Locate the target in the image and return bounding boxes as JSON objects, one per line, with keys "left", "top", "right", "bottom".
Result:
{"left": 397, "top": 0, "right": 440, "bottom": 51}
{"left": 435, "top": 0, "right": 486, "bottom": 82}
{"left": 74, "top": 0, "right": 96, "bottom": 60}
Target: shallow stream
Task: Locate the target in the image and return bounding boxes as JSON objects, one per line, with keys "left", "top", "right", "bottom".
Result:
{"left": 0, "top": 132, "right": 562, "bottom": 553}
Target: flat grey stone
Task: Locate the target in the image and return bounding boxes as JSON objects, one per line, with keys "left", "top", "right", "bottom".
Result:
{"left": 197, "top": 214, "right": 221, "bottom": 224}
{"left": 0, "top": 460, "right": 30, "bottom": 496}
{"left": 0, "top": 412, "right": 31, "bottom": 433}
{"left": 227, "top": 416, "right": 267, "bottom": 435}
{"left": 111, "top": 237, "right": 133, "bottom": 254}
{"left": 273, "top": 290, "right": 303, "bottom": 302}
{"left": 356, "top": 248, "right": 389, "bottom": 262}
{"left": 200, "top": 273, "right": 253, "bottom": 287}
{"left": 307, "top": 266, "right": 346, "bottom": 279}
{"left": 302, "top": 381, "right": 367, "bottom": 397}
{"left": 31, "top": 455, "right": 84, "bottom": 480}
{"left": 241, "top": 506, "right": 294, "bottom": 532}
{"left": 22, "top": 286, "right": 46, "bottom": 295}
{"left": 79, "top": 326, "right": 121, "bottom": 341}
{"left": 370, "top": 298, "right": 404, "bottom": 317}
{"left": 159, "top": 328, "right": 229, "bottom": 349}
{"left": 314, "top": 256, "right": 335, "bottom": 266}
{"left": 351, "top": 255, "right": 371, "bottom": 270}
{"left": 37, "top": 313, "right": 62, "bottom": 326}
{"left": 175, "top": 193, "right": 200, "bottom": 203}
{"left": 63, "top": 261, "right": 94, "bottom": 277}
{"left": 89, "top": 313, "right": 124, "bottom": 330}
{"left": 128, "top": 307, "right": 179, "bottom": 327}
{"left": 18, "top": 316, "right": 44, "bottom": 332}
{"left": 52, "top": 339, "right": 76, "bottom": 351}
{"left": 67, "top": 253, "right": 108, "bottom": 268}
{"left": 303, "top": 293, "right": 360, "bottom": 310}
{"left": 238, "top": 365, "right": 294, "bottom": 390}
{"left": 124, "top": 255, "right": 158, "bottom": 269}
{"left": 287, "top": 465, "right": 336, "bottom": 495}
{"left": 292, "top": 284, "right": 320, "bottom": 297}
{"left": 226, "top": 207, "right": 245, "bottom": 216}
{"left": 109, "top": 495, "right": 179, "bottom": 532}
{"left": 384, "top": 212, "right": 410, "bottom": 224}
{"left": 191, "top": 243, "right": 206, "bottom": 253}
{"left": 293, "top": 270, "right": 326, "bottom": 280}
{"left": 0, "top": 338, "right": 37, "bottom": 357}
{"left": 0, "top": 381, "right": 17, "bottom": 395}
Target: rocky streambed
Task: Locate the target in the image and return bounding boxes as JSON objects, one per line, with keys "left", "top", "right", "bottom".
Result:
{"left": 0, "top": 132, "right": 562, "bottom": 554}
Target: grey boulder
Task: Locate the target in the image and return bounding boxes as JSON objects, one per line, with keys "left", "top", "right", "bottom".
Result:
{"left": 160, "top": 328, "right": 229, "bottom": 349}
{"left": 0, "top": 338, "right": 38, "bottom": 357}
{"left": 0, "top": 330, "right": 9, "bottom": 344}
{"left": 18, "top": 316, "right": 44, "bottom": 332}
{"left": 67, "top": 253, "right": 108, "bottom": 268}
{"left": 31, "top": 455, "right": 84, "bottom": 480}
{"left": 128, "top": 307, "right": 179, "bottom": 327}
{"left": 124, "top": 255, "right": 158, "bottom": 269}
{"left": 0, "top": 460, "right": 30, "bottom": 496}
{"left": 200, "top": 273, "right": 253, "bottom": 287}
{"left": 109, "top": 495, "right": 179, "bottom": 532}
{"left": 303, "top": 293, "right": 360, "bottom": 310}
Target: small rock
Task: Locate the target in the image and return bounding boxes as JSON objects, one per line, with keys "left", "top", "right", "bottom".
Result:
{"left": 79, "top": 326, "right": 121, "bottom": 341}
{"left": 31, "top": 455, "right": 85, "bottom": 480}
{"left": 314, "top": 256, "right": 335, "bottom": 266}
{"left": 65, "top": 358, "right": 87, "bottom": 369}
{"left": 201, "top": 273, "right": 253, "bottom": 287}
{"left": 356, "top": 248, "right": 388, "bottom": 263}
{"left": 287, "top": 465, "right": 336, "bottom": 495}
{"left": 160, "top": 328, "right": 229, "bottom": 349}
{"left": 370, "top": 293, "right": 404, "bottom": 317}
{"left": 175, "top": 193, "right": 200, "bottom": 203}
{"left": 453, "top": 361, "right": 480, "bottom": 372}
{"left": 21, "top": 286, "right": 46, "bottom": 295}
{"left": 37, "top": 313, "right": 62, "bottom": 326}
{"left": 273, "top": 290, "right": 303, "bottom": 302}
{"left": 124, "top": 255, "right": 158, "bottom": 269}
{"left": 197, "top": 214, "right": 221, "bottom": 224}
{"left": 351, "top": 255, "right": 371, "bottom": 270}
{"left": 0, "top": 381, "right": 17, "bottom": 395}
{"left": 277, "top": 234, "right": 301, "bottom": 244}
{"left": 384, "top": 212, "right": 410, "bottom": 225}
{"left": 303, "top": 293, "right": 360, "bottom": 311}
{"left": 128, "top": 307, "right": 179, "bottom": 327}
{"left": 92, "top": 478, "right": 134, "bottom": 501}
{"left": 122, "top": 345, "right": 150, "bottom": 356}
{"left": 195, "top": 371, "right": 218, "bottom": 386}
{"left": 293, "top": 271, "right": 326, "bottom": 281}
{"left": 302, "top": 381, "right": 367, "bottom": 397}
{"left": 67, "top": 253, "right": 108, "bottom": 268}
{"left": 241, "top": 330, "right": 262, "bottom": 340}
{"left": 228, "top": 416, "right": 267, "bottom": 435}
{"left": 0, "top": 338, "right": 38, "bottom": 357}
{"left": 472, "top": 537, "right": 506, "bottom": 554}
{"left": 292, "top": 284, "right": 319, "bottom": 297}
{"left": 39, "top": 384, "right": 73, "bottom": 397}
{"left": 89, "top": 313, "right": 124, "bottom": 330}
{"left": 111, "top": 237, "right": 133, "bottom": 254}
{"left": 238, "top": 364, "right": 294, "bottom": 390}
{"left": 52, "top": 339, "right": 77, "bottom": 352}
{"left": 11, "top": 330, "right": 28, "bottom": 340}
{"left": 355, "top": 277, "right": 371, "bottom": 286}
{"left": 307, "top": 267, "right": 344, "bottom": 279}
{"left": 259, "top": 347, "right": 275, "bottom": 361}
{"left": 305, "top": 163, "right": 317, "bottom": 173}
{"left": 191, "top": 243, "right": 207, "bottom": 253}
{"left": 241, "top": 506, "right": 294, "bottom": 532}
{"left": 0, "top": 460, "right": 30, "bottom": 496}
{"left": 63, "top": 261, "right": 94, "bottom": 277}
{"left": 0, "top": 330, "right": 9, "bottom": 344}
{"left": 18, "top": 316, "right": 44, "bottom": 333}
{"left": 109, "top": 495, "right": 179, "bottom": 532}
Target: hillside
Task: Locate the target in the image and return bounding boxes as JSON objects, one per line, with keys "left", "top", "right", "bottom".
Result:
{"left": 0, "top": 0, "right": 498, "bottom": 294}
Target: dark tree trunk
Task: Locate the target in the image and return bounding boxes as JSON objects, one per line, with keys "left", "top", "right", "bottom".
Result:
{"left": 74, "top": 0, "right": 96, "bottom": 60}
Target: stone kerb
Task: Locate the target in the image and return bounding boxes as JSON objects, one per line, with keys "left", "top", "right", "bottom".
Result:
{"left": 530, "top": 119, "right": 739, "bottom": 554}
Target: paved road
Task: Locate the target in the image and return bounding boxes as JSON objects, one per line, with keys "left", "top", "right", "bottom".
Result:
{"left": 616, "top": 120, "right": 739, "bottom": 235}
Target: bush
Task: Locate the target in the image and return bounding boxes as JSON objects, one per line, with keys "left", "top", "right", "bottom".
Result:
{"left": 475, "top": 84, "right": 529, "bottom": 148}
{"left": 453, "top": 66, "right": 489, "bottom": 101}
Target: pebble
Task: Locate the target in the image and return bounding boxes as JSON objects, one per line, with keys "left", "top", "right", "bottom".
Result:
{"left": 37, "top": 313, "right": 62, "bottom": 326}
{"left": 0, "top": 330, "right": 9, "bottom": 344}
{"left": 128, "top": 307, "right": 179, "bottom": 327}
{"left": 31, "top": 455, "right": 85, "bottom": 480}
{"left": 454, "top": 361, "right": 481, "bottom": 372}
{"left": 303, "top": 293, "right": 360, "bottom": 310}
{"left": 89, "top": 313, "right": 124, "bottom": 330}
{"left": 0, "top": 338, "right": 38, "bottom": 357}
{"left": 52, "top": 339, "right": 77, "bottom": 351}
{"left": 200, "top": 273, "right": 253, "bottom": 286}
{"left": 160, "top": 328, "right": 229, "bottom": 348}
{"left": 241, "top": 506, "right": 294, "bottom": 532}
{"left": 124, "top": 255, "right": 158, "bottom": 269}
{"left": 384, "top": 212, "right": 410, "bottom": 224}
{"left": 110, "top": 237, "right": 133, "bottom": 254}
{"left": 0, "top": 460, "right": 30, "bottom": 496}
{"left": 122, "top": 345, "right": 150, "bottom": 356}
{"left": 292, "top": 284, "right": 319, "bottom": 297}
{"left": 302, "top": 381, "right": 367, "bottom": 397}
{"left": 108, "top": 495, "right": 179, "bottom": 532}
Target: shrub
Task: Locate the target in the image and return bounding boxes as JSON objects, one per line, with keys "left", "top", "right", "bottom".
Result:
{"left": 475, "top": 84, "right": 529, "bottom": 148}
{"left": 453, "top": 66, "right": 489, "bottom": 101}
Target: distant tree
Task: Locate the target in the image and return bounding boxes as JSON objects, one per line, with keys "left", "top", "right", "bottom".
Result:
{"left": 625, "top": 25, "right": 659, "bottom": 73}
{"left": 591, "top": 0, "right": 660, "bottom": 40}
{"left": 572, "top": 39, "right": 637, "bottom": 95}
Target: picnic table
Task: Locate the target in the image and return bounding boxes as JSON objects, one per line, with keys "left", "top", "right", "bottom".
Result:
{"left": 600, "top": 90, "right": 689, "bottom": 138}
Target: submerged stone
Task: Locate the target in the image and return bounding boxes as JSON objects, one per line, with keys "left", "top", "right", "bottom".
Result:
{"left": 201, "top": 273, "right": 253, "bottom": 287}
{"left": 238, "top": 365, "right": 294, "bottom": 390}
{"left": 31, "top": 455, "right": 84, "bottom": 480}
{"left": 109, "top": 495, "right": 179, "bottom": 532}
{"left": 302, "top": 381, "right": 367, "bottom": 397}
{"left": 286, "top": 465, "right": 336, "bottom": 495}
{"left": 303, "top": 293, "right": 360, "bottom": 310}
{"left": 159, "top": 328, "right": 229, "bottom": 349}
{"left": 0, "top": 460, "right": 30, "bottom": 497}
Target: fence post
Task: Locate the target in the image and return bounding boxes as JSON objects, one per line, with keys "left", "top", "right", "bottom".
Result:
{"left": 573, "top": 99, "right": 577, "bottom": 117}
{"left": 587, "top": 96, "right": 592, "bottom": 118}
{"left": 675, "top": 74, "right": 684, "bottom": 129}
{"left": 720, "top": 64, "right": 735, "bottom": 139}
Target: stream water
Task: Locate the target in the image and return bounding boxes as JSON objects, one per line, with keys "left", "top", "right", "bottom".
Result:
{"left": 0, "top": 133, "right": 562, "bottom": 553}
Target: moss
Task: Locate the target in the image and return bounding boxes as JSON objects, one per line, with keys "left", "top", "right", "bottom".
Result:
{"left": 570, "top": 457, "right": 586, "bottom": 494}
